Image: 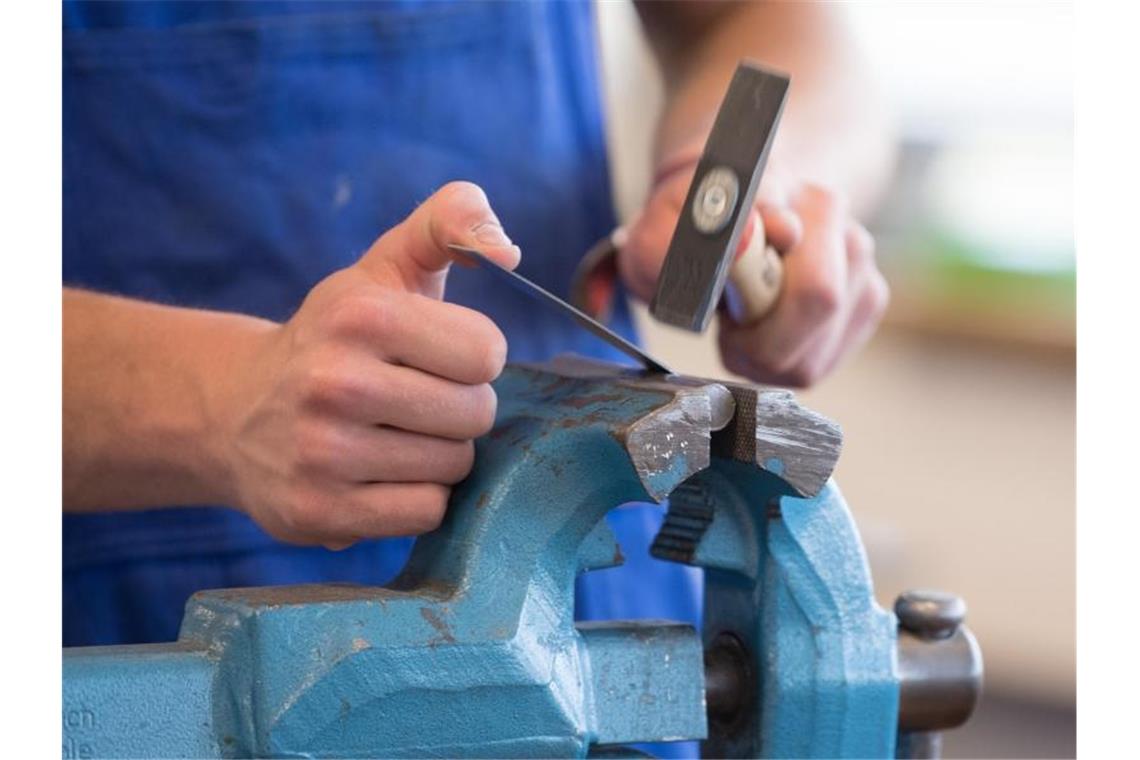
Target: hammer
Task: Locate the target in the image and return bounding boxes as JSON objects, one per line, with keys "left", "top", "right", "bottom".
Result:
{"left": 572, "top": 62, "right": 789, "bottom": 333}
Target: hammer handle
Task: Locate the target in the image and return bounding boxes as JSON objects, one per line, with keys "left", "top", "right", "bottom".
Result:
{"left": 724, "top": 215, "right": 783, "bottom": 326}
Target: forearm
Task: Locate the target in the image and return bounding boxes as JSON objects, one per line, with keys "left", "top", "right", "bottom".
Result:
{"left": 63, "top": 288, "right": 275, "bottom": 511}
{"left": 63, "top": 183, "right": 519, "bottom": 547}
{"left": 638, "top": 0, "right": 894, "bottom": 214}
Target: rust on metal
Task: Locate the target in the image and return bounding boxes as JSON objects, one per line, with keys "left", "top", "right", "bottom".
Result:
{"left": 419, "top": 607, "right": 456, "bottom": 645}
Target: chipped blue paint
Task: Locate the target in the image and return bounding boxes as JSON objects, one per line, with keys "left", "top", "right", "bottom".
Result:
{"left": 762, "top": 482, "right": 898, "bottom": 757}
{"left": 694, "top": 464, "right": 898, "bottom": 758}
{"left": 63, "top": 361, "right": 901, "bottom": 758}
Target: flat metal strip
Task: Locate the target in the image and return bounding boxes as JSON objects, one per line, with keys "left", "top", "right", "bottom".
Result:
{"left": 449, "top": 244, "right": 673, "bottom": 375}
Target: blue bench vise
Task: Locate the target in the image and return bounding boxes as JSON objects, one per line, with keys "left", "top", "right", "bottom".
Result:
{"left": 63, "top": 356, "right": 982, "bottom": 758}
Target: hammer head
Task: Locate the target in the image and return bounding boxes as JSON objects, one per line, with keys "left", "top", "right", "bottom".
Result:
{"left": 649, "top": 62, "right": 790, "bottom": 333}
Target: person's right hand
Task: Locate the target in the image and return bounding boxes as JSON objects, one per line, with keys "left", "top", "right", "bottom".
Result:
{"left": 217, "top": 182, "right": 519, "bottom": 549}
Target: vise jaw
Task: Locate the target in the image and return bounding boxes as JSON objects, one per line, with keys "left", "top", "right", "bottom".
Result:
{"left": 62, "top": 356, "right": 980, "bottom": 758}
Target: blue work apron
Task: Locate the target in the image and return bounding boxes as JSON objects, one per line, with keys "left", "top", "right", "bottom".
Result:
{"left": 64, "top": 6, "right": 700, "bottom": 751}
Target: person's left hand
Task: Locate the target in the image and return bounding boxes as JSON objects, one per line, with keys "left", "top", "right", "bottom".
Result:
{"left": 619, "top": 161, "right": 889, "bottom": 388}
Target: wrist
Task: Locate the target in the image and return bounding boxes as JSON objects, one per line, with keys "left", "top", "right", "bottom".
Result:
{"left": 195, "top": 312, "right": 280, "bottom": 510}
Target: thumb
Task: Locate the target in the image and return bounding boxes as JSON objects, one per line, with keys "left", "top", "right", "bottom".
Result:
{"left": 618, "top": 172, "right": 692, "bottom": 303}
{"left": 356, "top": 181, "right": 521, "bottom": 298}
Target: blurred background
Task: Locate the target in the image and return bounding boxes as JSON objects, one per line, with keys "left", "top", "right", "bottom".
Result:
{"left": 596, "top": 2, "right": 1074, "bottom": 757}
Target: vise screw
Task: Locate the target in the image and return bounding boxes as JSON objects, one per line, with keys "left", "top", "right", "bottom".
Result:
{"left": 63, "top": 356, "right": 982, "bottom": 758}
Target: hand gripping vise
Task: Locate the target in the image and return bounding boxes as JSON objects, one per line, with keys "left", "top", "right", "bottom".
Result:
{"left": 62, "top": 62, "right": 982, "bottom": 759}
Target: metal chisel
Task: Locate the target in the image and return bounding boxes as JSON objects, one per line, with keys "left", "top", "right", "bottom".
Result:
{"left": 449, "top": 244, "right": 673, "bottom": 375}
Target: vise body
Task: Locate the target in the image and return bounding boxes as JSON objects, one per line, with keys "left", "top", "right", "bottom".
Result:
{"left": 62, "top": 357, "right": 981, "bottom": 758}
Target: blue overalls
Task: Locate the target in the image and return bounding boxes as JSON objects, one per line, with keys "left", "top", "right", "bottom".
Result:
{"left": 64, "top": 3, "right": 700, "bottom": 753}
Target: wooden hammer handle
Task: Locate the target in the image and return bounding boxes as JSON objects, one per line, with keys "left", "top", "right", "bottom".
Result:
{"left": 723, "top": 214, "right": 784, "bottom": 326}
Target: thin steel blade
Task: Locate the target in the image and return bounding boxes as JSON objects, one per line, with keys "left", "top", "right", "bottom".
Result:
{"left": 449, "top": 244, "right": 673, "bottom": 375}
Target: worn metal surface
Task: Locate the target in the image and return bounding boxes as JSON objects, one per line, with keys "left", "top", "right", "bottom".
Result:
{"left": 711, "top": 381, "right": 842, "bottom": 498}
{"left": 61, "top": 355, "right": 973, "bottom": 758}
{"left": 651, "top": 62, "right": 790, "bottom": 332}
{"left": 63, "top": 359, "right": 729, "bottom": 757}
{"left": 63, "top": 643, "right": 216, "bottom": 758}
{"left": 897, "top": 628, "right": 984, "bottom": 732}
{"left": 577, "top": 622, "right": 705, "bottom": 745}
{"left": 895, "top": 591, "right": 968, "bottom": 641}
{"left": 894, "top": 588, "right": 983, "bottom": 760}
{"left": 685, "top": 466, "right": 901, "bottom": 758}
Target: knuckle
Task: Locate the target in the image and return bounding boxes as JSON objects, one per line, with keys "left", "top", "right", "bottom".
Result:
{"left": 782, "top": 365, "right": 820, "bottom": 389}
{"left": 797, "top": 183, "right": 845, "bottom": 213}
{"left": 449, "top": 440, "right": 477, "bottom": 482}
{"left": 323, "top": 291, "right": 394, "bottom": 340}
{"left": 300, "top": 362, "right": 345, "bottom": 408}
{"left": 300, "top": 356, "right": 371, "bottom": 413}
{"left": 468, "top": 315, "right": 508, "bottom": 382}
{"left": 722, "top": 351, "right": 753, "bottom": 380}
{"left": 283, "top": 491, "right": 326, "bottom": 536}
{"left": 719, "top": 325, "right": 792, "bottom": 380}
{"left": 860, "top": 229, "right": 877, "bottom": 259}
{"left": 848, "top": 227, "right": 876, "bottom": 265}
{"left": 297, "top": 269, "right": 358, "bottom": 314}
{"left": 868, "top": 272, "right": 891, "bottom": 316}
{"left": 416, "top": 508, "right": 445, "bottom": 534}
{"left": 293, "top": 421, "right": 340, "bottom": 475}
{"left": 617, "top": 231, "right": 662, "bottom": 299}
{"left": 795, "top": 278, "right": 842, "bottom": 321}
{"left": 431, "top": 439, "right": 476, "bottom": 484}
{"left": 468, "top": 384, "right": 499, "bottom": 435}
{"left": 414, "top": 487, "right": 450, "bottom": 532}
{"left": 761, "top": 349, "right": 801, "bottom": 378}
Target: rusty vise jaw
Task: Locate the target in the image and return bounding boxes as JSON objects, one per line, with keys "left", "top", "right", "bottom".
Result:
{"left": 532, "top": 355, "right": 842, "bottom": 501}
{"left": 62, "top": 355, "right": 862, "bottom": 759}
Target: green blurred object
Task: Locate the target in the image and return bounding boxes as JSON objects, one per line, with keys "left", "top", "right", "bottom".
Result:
{"left": 875, "top": 134, "right": 1075, "bottom": 350}
{"left": 924, "top": 228, "right": 1074, "bottom": 316}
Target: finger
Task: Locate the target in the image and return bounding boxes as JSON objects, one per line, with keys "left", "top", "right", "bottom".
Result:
{"left": 619, "top": 173, "right": 691, "bottom": 302}
{"left": 322, "top": 482, "right": 452, "bottom": 540}
{"left": 809, "top": 221, "right": 884, "bottom": 377}
{"left": 380, "top": 294, "right": 508, "bottom": 383}
{"left": 718, "top": 314, "right": 839, "bottom": 388}
{"left": 775, "top": 223, "right": 886, "bottom": 383}
{"left": 721, "top": 185, "right": 849, "bottom": 372}
{"left": 845, "top": 219, "right": 876, "bottom": 263}
{"left": 732, "top": 205, "right": 801, "bottom": 258}
{"left": 376, "top": 367, "right": 497, "bottom": 439}
{"left": 756, "top": 204, "right": 803, "bottom": 253}
{"left": 356, "top": 181, "right": 522, "bottom": 297}
{"left": 324, "top": 289, "right": 508, "bottom": 384}
{"left": 754, "top": 173, "right": 791, "bottom": 207}
{"left": 784, "top": 184, "right": 850, "bottom": 322}
{"left": 306, "top": 359, "right": 498, "bottom": 440}
{"left": 819, "top": 269, "right": 890, "bottom": 378}
{"left": 303, "top": 426, "right": 475, "bottom": 485}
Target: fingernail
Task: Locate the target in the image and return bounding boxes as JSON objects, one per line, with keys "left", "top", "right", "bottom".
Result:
{"left": 472, "top": 221, "right": 513, "bottom": 247}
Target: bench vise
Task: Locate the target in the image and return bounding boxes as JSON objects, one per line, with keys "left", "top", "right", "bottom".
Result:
{"left": 63, "top": 357, "right": 982, "bottom": 758}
